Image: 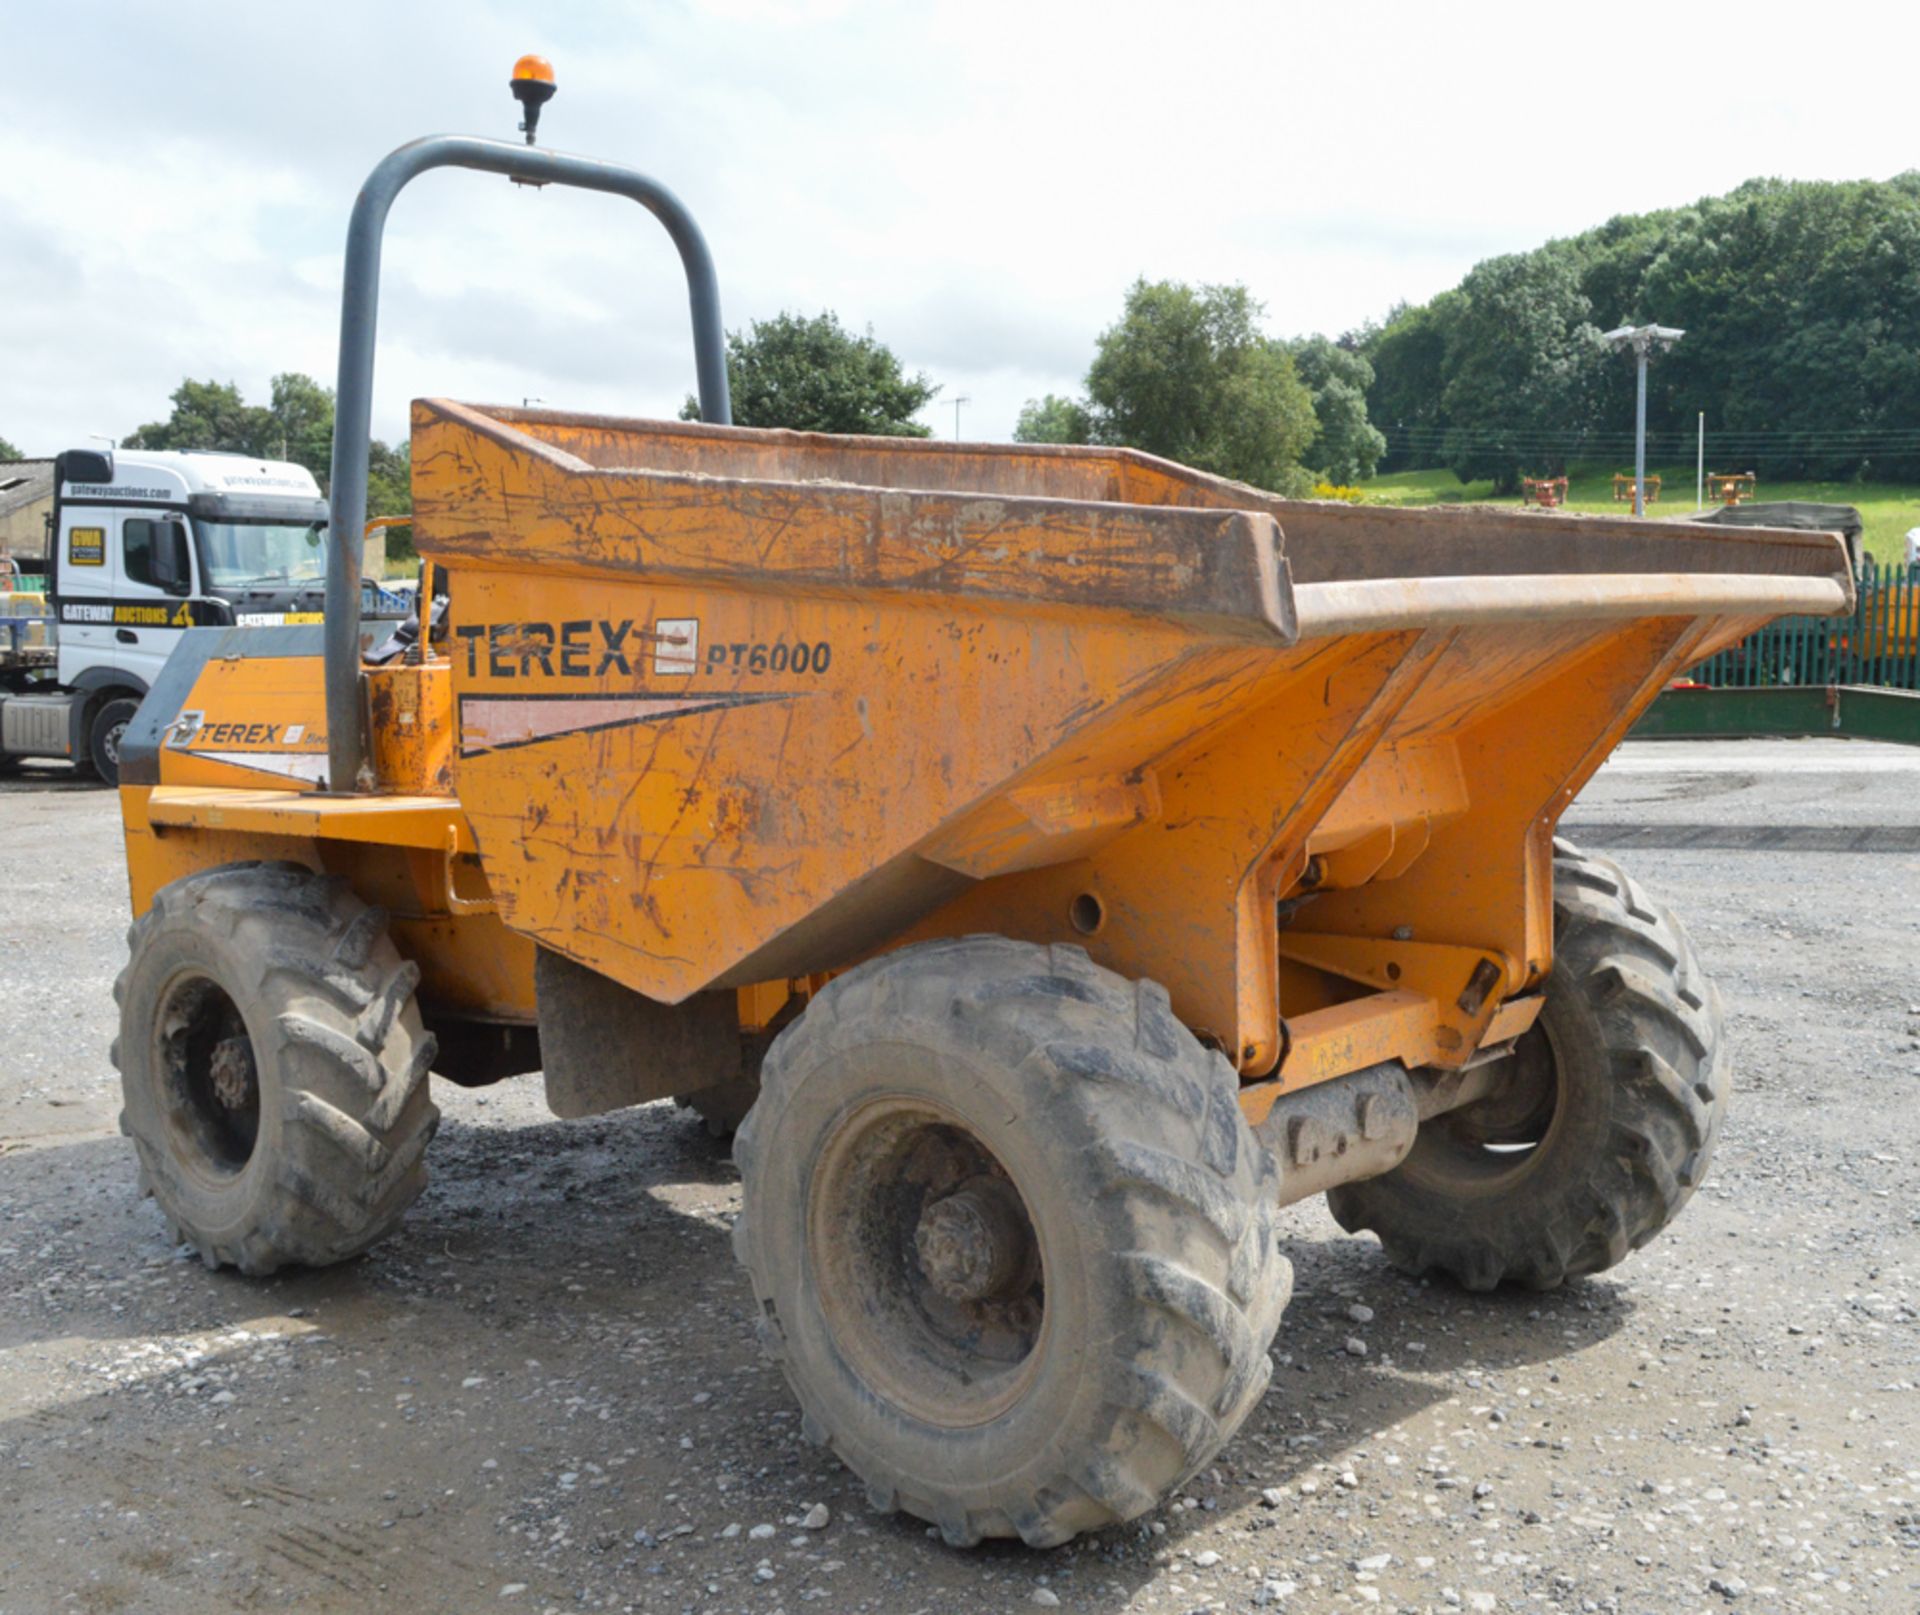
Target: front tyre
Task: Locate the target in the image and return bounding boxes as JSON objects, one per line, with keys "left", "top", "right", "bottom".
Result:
{"left": 1329, "top": 840, "right": 1729, "bottom": 1290}
{"left": 732, "top": 936, "right": 1289, "bottom": 1547}
{"left": 114, "top": 862, "right": 440, "bottom": 1274}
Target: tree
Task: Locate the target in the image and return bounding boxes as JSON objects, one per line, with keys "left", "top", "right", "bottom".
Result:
{"left": 1437, "top": 250, "right": 1601, "bottom": 492}
{"left": 1012, "top": 394, "right": 1093, "bottom": 445}
{"left": 266, "top": 372, "right": 336, "bottom": 483}
{"left": 1363, "top": 171, "right": 1920, "bottom": 485}
{"left": 1083, "top": 280, "right": 1317, "bottom": 493}
{"left": 0, "top": 434, "right": 22, "bottom": 461}
{"left": 1634, "top": 175, "right": 1920, "bottom": 479}
{"left": 120, "top": 374, "right": 414, "bottom": 554}
{"left": 124, "top": 379, "right": 273, "bottom": 461}
{"left": 366, "top": 439, "right": 414, "bottom": 558}
{"left": 1286, "top": 336, "right": 1386, "bottom": 483}
{"left": 681, "top": 311, "right": 937, "bottom": 435}
{"left": 123, "top": 373, "right": 339, "bottom": 483}
{"left": 1359, "top": 298, "right": 1457, "bottom": 471}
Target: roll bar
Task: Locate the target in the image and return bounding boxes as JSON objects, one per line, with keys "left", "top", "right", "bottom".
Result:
{"left": 324, "top": 134, "right": 731, "bottom": 790}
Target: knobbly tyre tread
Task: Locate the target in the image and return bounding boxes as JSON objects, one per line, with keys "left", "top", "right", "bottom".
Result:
{"left": 113, "top": 861, "right": 439, "bottom": 1275}
{"left": 732, "top": 935, "right": 1291, "bottom": 1547}
{"left": 1328, "top": 839, "right": 1729, "bottom": 1290}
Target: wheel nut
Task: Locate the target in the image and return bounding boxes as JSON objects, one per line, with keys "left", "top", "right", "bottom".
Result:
{"left": 914, "top": 1176, "right": 1029, "bottom": 1304}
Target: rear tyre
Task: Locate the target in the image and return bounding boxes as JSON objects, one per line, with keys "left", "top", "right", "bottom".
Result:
{"left": 88, "top": 695, "right": 142, "bottom": 786}
{"left": 1328, "top": 840, "right": 1728, "bottom": 1290}
{"left": 114, "top": 862, "right": 440, "bottom": 1275}
{"left": 732, "top": 936, "right": 1289, "bottom": 1546}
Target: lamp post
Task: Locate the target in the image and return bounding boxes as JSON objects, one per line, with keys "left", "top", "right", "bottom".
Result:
{"left": 952, "top": 394, "right": 971, "bottom": 442}
{"left": 1601, "top": 323, "right": 1684, "bottom": 516}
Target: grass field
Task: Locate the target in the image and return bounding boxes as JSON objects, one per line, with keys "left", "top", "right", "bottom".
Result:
{"left": 1364, "top": 466, "right": 1920, "bottom": 565}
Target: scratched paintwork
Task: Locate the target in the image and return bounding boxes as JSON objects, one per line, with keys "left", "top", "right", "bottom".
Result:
{"left": 366, "top": 661, "right": 455, "bottom": 795}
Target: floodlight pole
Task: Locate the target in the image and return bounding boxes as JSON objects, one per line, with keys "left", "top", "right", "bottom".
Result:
{"left": 1601, "top": 323, "right": 1684, "bottom": 517}
{"left": 1633, "top": 351, "right": 1649, "bottom": 516}
{"left": 1696, "top": 412, "right": 1705, "bottom": 510}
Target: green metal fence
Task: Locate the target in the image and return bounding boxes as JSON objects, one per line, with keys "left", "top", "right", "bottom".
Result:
{"left": 1634, "top": 682, "right": 1920, "bottom": 744}
{"left": 1635, "top": 561, "right": 1920, "bottom": 744}
{"left": 1689, "top": 560, "right": 1920, "bottom": 691}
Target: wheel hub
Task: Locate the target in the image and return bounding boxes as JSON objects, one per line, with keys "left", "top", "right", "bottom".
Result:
{"left": 155, "top": 973, "right": 261, "bottom": 1179}
{"left": 1443, "top": 1023, "right": 1558, "bottom": 1149}
{"left": 209, "top": 1035, "right": 257, "bottom": 1112}
{"left": 915, "top": 1175, "right": 1031, "bottom": 1303}
{"left": 808, "top": 1100, "right": 1046, "bottom": 1428}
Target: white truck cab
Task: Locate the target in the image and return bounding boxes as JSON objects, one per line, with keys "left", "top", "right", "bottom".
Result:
{"left": 0, "top": 445, "right": 382, "bottom": 784}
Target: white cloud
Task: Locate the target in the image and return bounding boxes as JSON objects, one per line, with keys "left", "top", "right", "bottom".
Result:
{"left": 4, "top": 0, "right": 1917, "bottom": 455}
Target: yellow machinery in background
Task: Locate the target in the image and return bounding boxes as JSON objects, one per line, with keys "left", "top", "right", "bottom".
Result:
{"left": 108, "top": 71, "right": 1852, "bottom": 1548}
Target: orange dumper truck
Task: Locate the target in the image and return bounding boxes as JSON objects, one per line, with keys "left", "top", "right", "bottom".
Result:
{"left": 107, "top": 74, "right": 1851, "bottom": 1546}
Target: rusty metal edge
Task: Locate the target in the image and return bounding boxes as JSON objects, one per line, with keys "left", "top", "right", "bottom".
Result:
{"left": 1292, "top": 574, "right": 1849, "bottom": 640}
{"left": 415, "top": 399, "right": 1300, "bottom": 645}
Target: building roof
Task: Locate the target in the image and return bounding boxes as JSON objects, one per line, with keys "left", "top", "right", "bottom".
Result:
{"left": 0, "top": 460, "right": 55, "bottom": 521}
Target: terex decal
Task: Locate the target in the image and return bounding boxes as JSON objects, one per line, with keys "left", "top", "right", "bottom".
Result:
{"left": 164, "top": 709, "right": 327, "bottom": 783}
{"left": 451, "top": 618, "right": 833, "bottom": 680}
{"left": 452, "top": 615, "right": 828, "bottom": 756}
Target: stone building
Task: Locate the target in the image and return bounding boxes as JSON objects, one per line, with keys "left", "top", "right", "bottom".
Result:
{"left": 0, "top": 460, "right": 54, "bottom": 581}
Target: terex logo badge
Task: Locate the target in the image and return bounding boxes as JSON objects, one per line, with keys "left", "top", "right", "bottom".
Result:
{"left": 451, "top": 618, "right": 661, "bottom": 679}
{"left": 653, "top": 617, "right": 698, "bottom": 675}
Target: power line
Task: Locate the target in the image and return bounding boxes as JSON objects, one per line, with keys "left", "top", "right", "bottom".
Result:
{"left": 1385, "top": 423, "right": 1920, "bottom": 442}
{"left": 1386, "top": 436, "right": 1920, "bottom": 452}
{"left": 1387, "top": 428, "right": 1920, "bottom": 442}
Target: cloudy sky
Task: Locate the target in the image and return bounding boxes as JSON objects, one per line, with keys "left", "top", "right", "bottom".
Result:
{"left": 4, "top": 0, "right": 1916, "bottom": 457}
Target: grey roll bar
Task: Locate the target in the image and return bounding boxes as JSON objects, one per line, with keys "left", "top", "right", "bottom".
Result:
{"left": 323, "top": 133, "right": 731, "bottom": 791}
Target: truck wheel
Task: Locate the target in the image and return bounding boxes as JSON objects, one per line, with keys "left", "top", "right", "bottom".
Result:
{"left": 113, "top": 862, "right": 440, "bottom": 1275}
{"left": 88, "top": 696, "right": 142, "bottom": 786}
{"left": 732, "top": 936, "right": 1289, "bottom": 1546}
{"left": 1328, "top": 840, "right": 1728, "bottom": 1290}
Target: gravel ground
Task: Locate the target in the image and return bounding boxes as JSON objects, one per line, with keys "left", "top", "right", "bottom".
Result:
{"left": 2, "top": 740, "right": 1917, "bottom": 1615}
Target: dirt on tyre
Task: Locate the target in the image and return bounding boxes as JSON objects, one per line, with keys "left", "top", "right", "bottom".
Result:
{"left": 732, "top": 935, "right": 1290, "bottom": 1547}
{"left": 1329, "top": 839, "right": 1728, "bottom": 1290}
{"left": 114, "top": 861, "right": 440, "bottom": 1274}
